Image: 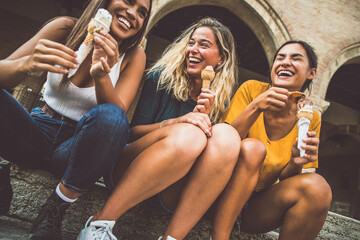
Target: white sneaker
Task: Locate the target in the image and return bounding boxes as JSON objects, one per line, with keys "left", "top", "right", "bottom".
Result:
{"left": 77, "top": 216, "right": 117, "bottom": 240}
{"left": 158, "top": 236, "right": 177, "bottom": 240}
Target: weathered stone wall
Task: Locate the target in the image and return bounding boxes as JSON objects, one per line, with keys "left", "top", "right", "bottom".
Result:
{"left": 266, "top": 0, "right": 360, "bottom": 112}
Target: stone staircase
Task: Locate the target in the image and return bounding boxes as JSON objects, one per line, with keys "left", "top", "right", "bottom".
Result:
{"left": 0, "top": 162, "right": 359, "bottom": 240}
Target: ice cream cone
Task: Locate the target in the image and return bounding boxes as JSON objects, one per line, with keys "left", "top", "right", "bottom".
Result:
{"left": 201, "top": 66, "right": 215, "bottom": 89}
{"left": 68, "top": 8, "right": 112, "bottom": 78}
{"left": 296, "top": 98, "right": 314, "bottom": 157}
{"left": 289, "top": 91, "right": 305, "bottom": 103}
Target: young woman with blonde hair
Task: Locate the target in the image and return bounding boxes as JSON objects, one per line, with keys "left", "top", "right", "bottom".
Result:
{"left": 0, "top": 0, "right": 152, "bottom": 239}
{"left": 78, "top": 17, "right": 241, "bottom": 240}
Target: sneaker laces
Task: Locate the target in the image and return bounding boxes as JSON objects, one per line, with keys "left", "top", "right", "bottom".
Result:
{"left": 89, "top": 220, "right": 117, "bottom": 240}
{"left": 30, "top": 195, "right": 69, "bottom": 235}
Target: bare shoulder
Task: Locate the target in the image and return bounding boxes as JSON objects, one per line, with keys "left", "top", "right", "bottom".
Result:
{"left": 124, "top": 47, "right": 146, "bottom": 62}
{"left": 47, "top": 16, "right": 77, "bottom": 27}
{"left": 5, "top": 16, "right": 77, "bottom": 60}
{"left": 40, "top": 16, "right": 77, "bottom": 42}
{"left": 121, "top": 47, "right": 146, "bottom": 70}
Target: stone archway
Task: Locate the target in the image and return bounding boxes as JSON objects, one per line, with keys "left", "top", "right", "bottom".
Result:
{"left": 314, "top": 42, "right": 360, "bottom": 113}
{"left": 318, "top": 43, "right": 360, "bottom": 220}
{"left": 320, "top": 43, "right": 360, "bottom": 98}
{"left": 146, "top": 0, "right": 291, "bottom": 66}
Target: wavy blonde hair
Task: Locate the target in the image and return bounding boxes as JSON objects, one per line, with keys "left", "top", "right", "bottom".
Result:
{"left": 148, "top": 17, "right": 238, "bottom": 122}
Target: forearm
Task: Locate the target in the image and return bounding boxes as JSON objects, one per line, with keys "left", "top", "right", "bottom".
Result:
{"left": 129, "top": 122, "right": 163, "bottom": 142}
{"left": 0, "top": 57, "right": 29, "bottom": 89}
{"left": 94, "top": 75, "right": 126, "bottom": 111}
{"left": 129, "top": 118, "right": 177, "bottom": 142}
{"left": 230, "top": 101, "right": 261, "bottom": 139}
{"left": 279, "top": 159, "right": 303, "bottom": 181}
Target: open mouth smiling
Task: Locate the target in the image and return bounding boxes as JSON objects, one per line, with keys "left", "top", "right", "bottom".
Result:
{"left": 188, "top": 57, "right": 202, "bottom": 64}
{"left": 117, "top": 15, "right": 133, "bottom": 30}
{"left": 277, "top": 70, "right": 294, "bottom": 77}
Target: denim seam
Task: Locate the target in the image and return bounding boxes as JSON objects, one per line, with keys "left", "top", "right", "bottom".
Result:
{"left": 60, "top": 180, "right": 85, "bottom": 194}
{"left": 61, "top": 114, "right": 89, "bottom": 193}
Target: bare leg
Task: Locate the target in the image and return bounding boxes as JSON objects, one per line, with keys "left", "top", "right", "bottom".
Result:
{"left": 240, "top": 173, "right": 332, "bottom": 240}
{"left": 95, "top": 123, "right": 207, "bottom": 221}
{"left": 162, "top": 124, "right": 241, "bottom": 240}
{"left": 212, "top": 138, "right": 266, "bottom": 240}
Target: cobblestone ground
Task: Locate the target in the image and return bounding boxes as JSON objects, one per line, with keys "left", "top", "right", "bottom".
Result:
{"left": 0, "top": 215, "right": 78, "bottom": 240}
{"left": 0, "top": 216, "right": 30, "bottom": 240}
{"left": 0, "top": 161, "right": 359, "bottom": 240}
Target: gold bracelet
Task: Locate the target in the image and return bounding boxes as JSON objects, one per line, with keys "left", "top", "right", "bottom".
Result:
{"left": 160, "top": 119, "right": 167, "bottom": 128}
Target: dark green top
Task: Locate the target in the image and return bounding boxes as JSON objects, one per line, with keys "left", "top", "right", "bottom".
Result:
{"left": 131, "top": 71, "right": 196, "bottom": 127}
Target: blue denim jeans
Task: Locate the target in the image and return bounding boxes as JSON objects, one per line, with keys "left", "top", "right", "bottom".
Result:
{"left": 0, "top": 89, "right": 129, "bottom": 193}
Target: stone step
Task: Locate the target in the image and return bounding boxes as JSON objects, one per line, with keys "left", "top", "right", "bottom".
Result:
{"left": 0, "top": 163, "right": 359, "bottom": 239}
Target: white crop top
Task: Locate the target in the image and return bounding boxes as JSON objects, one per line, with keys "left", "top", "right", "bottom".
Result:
{"left": 43, "top": 54, "right": 125, "bottom": 121}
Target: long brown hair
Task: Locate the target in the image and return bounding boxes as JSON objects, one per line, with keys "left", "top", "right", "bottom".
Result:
{"left": 59, "top": 0, "right": 152, "bottom": 88}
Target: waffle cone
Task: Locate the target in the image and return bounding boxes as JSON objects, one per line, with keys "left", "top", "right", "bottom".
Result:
{"left": 289, "top": 91, "right": 305, "bottom": 103}
{"left": 202, "top": 80, "right": 211, "bottom": 89}
{"left": 201, "top": 68, "right": 215, "bottom": 89}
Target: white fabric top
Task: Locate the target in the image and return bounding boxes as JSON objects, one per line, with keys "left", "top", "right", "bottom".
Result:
{"left": 43, "top": 54, "right": 125, "bottom": 121}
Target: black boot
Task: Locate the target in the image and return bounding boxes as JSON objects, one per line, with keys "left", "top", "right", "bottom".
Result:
{"left": 0, "top": 163, "right": 13, "bottom": 215}
{"left": 29, "top": 191, "right": 70, "bottom": 240}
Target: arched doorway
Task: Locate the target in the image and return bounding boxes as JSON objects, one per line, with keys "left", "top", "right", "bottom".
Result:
{"left": 147, "top": 0, "right": 291, "bottom": 63}
{"left": 318, "top": 133, "right": 360, "bottom": 219}
{"left": 127, "top": 2, "right": 285, "bottom": 119}
{"left": 145, "top": 5, "right": 269, "bottom": 84}
{"left": 320, "top": 46, "right": 360, "bottom": 220}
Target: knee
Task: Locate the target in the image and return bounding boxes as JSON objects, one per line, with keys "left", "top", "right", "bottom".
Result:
{"left": 87, "top": 104, "right": 129, "bottom": 136}
{"left": 165, "top": 123, "right": 207, "bottom": 160}
{"left": 239, "top": 138, "right": 266, "bottom": 171}
{"left": 297, "top": 173, "right": 332, "bottom": 211}
{"left": 206, "top": 123, "right": 241, "bottom": 166}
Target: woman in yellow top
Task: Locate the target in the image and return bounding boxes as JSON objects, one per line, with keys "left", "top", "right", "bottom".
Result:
{"left": 212, "top": 40, "right": 332, "bottom": 240}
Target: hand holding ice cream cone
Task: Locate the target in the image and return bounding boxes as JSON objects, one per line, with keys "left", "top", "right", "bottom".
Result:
{"left": 296, "top": 97, "right": 314, "bottom": 157}
{"left": 194, "top": 66, "right": 216, "bottom": 115}
{"left": 68, "top": 8, "right": 112, "bottom": 78}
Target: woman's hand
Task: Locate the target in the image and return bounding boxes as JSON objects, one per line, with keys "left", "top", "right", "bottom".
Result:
{"left": 21, "top": 39, "right": 78, "bottom": 76}
{"left": 90, "top": 31, "right": 119, "bottom": 79}
{"left": 291, "top": 131, "right": 319, "bottom": 166}
{"left": 253, "top": 86, "right": 290, "bottom": 112}
{"left": 167, "top": 112, "right": 212, "bottom": 137}
{"left": 193, "top": 88, "right": 215, "bottom": 115}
